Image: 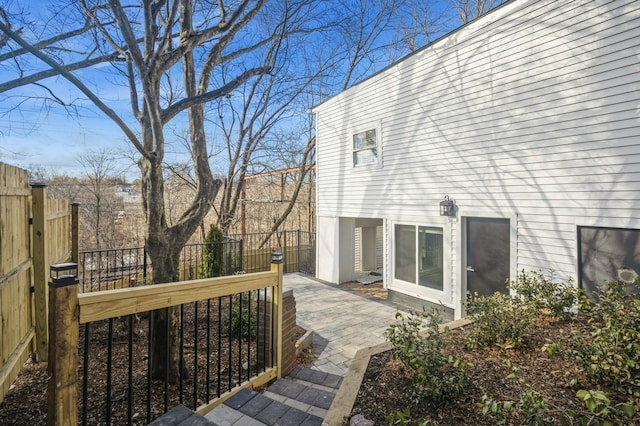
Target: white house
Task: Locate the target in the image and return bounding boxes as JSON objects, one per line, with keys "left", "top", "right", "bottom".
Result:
{"left": 312, "top": 0, "right": 640, "bottom": 319}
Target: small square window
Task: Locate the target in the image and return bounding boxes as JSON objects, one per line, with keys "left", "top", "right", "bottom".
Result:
{"left": 353, "top": 129, "right": 378, "bottom": 166}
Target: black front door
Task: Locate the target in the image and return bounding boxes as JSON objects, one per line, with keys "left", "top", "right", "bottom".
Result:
{"left": 466, "top": 217, "right": 510, "bottom": 296}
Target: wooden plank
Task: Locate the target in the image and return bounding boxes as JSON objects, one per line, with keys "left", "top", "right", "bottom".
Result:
{"left": 71, "top": 203, "right": 79, "bottom": 263}
{"left": 46, "top": 206, "right": 70, "bottom": 266}
{"left": 51, "top": 252, "right": 72, "bottom": 267}
{"left": 45, "top": 210, "right": 70, "bottom": 221}
{"left": 271, "top": 262, "right": 283, "bottom": 378}
{"left": 78, "top": 271, "right": 278, "bottom": 323}
{"left": 0, "top": 186, "right": 31, "bottom": 196}
{"left": 0, "top": 259, "right": 32, "bottom": 291}
{"left": 31, "top": 184, "right": 49, "bottom": 362}
{"left": 0, "top": 163, "right": 33, "bottom": 402}
{"left": 0, "top": 181, "right": 29, "bottom": 277}
{"left": 0, "top": 328, "right": 34, "bottom": 402}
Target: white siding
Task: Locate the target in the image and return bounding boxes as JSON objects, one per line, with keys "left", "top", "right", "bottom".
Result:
{"left": 314, "top": 0, "right": 640, "bottom": 309}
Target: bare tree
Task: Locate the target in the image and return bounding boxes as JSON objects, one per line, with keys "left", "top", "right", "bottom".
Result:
{"left": 394, "top": 1, "right": 452, "bottom": 51}
{"left": 336, "top": 0, "right": 405, "bottom": 91}
{"left": 212, "top": 62, "right": 322, "bottom": 234}
{"left": 450, "top": 0, "right": 508, "bottom": 24}
{"left": 0, "top": 0, "right": 317, "bottom": 382}
{"left": 77, "top": 149, "right": 123, "bottom": 249}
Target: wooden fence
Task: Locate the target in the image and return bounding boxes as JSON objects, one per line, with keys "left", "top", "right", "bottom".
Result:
{"left": 0, "top": 163, "right": 76, "bottom": 402}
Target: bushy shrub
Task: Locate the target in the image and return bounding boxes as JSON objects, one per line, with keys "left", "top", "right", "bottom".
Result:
{"left": 575, "top": 389, "right": 635, "bottom": 424}
{"left": 464, "top": 292, "right": 531, "bottom": 349}
{"left": 572, "top": 280, "right": 640, "bottom": 404}
{"left": 223, "top": 290, "right": 259, "bottom": 340}
{"left": 509, "top": 270, "right": 579, "bottom": 317}
{"left": 384, "top": 311, "right": 467, "bottom": 405}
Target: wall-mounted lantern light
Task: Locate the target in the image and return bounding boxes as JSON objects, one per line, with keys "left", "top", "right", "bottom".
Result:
{"left": 439, "top": 195, "right": 456, "bottom": 217}
{"left": 271, "top": 251, "right": 284, "bottom": 264}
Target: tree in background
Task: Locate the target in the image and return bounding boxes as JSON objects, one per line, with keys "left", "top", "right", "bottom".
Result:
{"left": 449, "top": 0, "right": 508, "bottom": 24}
{"left": 77, "top": 149, "right": 124, "bottom": 249}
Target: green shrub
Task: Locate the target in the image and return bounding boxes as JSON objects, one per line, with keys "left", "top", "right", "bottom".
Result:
{"left": 385, "top": 407, "right": 434, "bottom": 426}
{"left": 384, "top": 311, "right": 467, "bottom": 406}
{"left": 200, "top": 225, "right": 224, "bottom": 278}
{"left": 509, "top": 270, "right": 579, "bottom": 317}
{"left": 223, "top": 290, "right": 259, "bottom": 340}
{"left": 479, "top": 359, "right": 550, "bottom": 425}
{"left": 572, "top": 280, "right": 640, "bottom": 404}
{"left": 464, "top": 292, "right": 531, "bottom": 349}
{"left": 575, "top": 389, "right": 635, "bottom": 424}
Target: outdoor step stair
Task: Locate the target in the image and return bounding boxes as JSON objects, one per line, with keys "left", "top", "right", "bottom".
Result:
{"left": 205, "top": 366, "right": 343, "bottom": 425}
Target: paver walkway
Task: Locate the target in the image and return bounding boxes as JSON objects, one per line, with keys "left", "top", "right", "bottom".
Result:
{"left": 283, "top": 273, "right": 410, "bottom": 376}
{"left": 205, "top": 273, "right": 411, "bottom": 425}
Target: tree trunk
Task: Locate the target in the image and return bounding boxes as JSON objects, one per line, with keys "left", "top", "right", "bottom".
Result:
{"left": 140, "top": 123, "right": 188, "bottom": 382}
{"left": 146, "top": 231, "right": 184, "bottom": 383}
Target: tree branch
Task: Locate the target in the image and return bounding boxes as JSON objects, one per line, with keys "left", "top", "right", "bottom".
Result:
{"left": 79, "top": 0, "right": 128, "bottom": 57}
{"left": 159, "top": 0, "right": 266, "bottom": 74}
{"left": 161, "top": 66, "right": 270, "bottom": 123}
{"left": 0, "top": 19, "right": 93, "bottom": 63}
{"left": 0, "top": 52, "right": 123, "bottom": 93}
{"left": 107, "top": 0, "right": 146, "bottom": 73}
{"left": 258, "top": 138, "right": 315, "bottom": 248}
{"left": 0, "top": 19, "right": 148, "bottom": 159}
{"left": 31, "top": 82, "right": 68, "bottom": 106}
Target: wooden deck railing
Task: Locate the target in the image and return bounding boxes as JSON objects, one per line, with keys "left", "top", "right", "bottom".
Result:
{"left": 47, "top": 258, "right": 284, "bottom": 425}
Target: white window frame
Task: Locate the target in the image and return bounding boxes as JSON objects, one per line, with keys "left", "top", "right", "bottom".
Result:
{"left": 351, "top": 122, "right": 382, "bottom": 168}
{"left": 391, "top": 219, "right": 452, "bottom": 305}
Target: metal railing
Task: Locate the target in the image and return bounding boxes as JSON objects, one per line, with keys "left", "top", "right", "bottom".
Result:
{"left": 78, "top": 246, "right": 147, "bottom": 292}
{"left": 228, "top": 230, "right": 316, "bottom": 275}
{"left": 47, "top": 262, "right": 284, "bottom": 425}
{"left": 78, "top": 238, "right": 243, "bottom": 293}
{"left": 78, "top": 230, "right": 315, "bottom": 292}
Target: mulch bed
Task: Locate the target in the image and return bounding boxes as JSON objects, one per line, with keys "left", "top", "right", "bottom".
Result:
{"left": 351, "top": 317, "right": 639, "bottom": 425}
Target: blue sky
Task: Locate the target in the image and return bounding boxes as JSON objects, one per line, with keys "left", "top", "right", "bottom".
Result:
{"left": 0, "top": 0, "right": 139, "bottom": 177}
{"left": 1, "top": 102, "right": 134, "bottom": 175}
{"left": 0, "top": 0, "right": 478, "bottom": 180}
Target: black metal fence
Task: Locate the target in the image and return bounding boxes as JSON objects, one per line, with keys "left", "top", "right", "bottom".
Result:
{"left": 79, "top": 289, "right": 274, "bottom": 425}
{"left": 79, "top": 246, "right": 147, "bottom": 292}
{"left": 78, "top": 230, "right": 315, "bottom": 292}
{"left": 228, "top": 230, "right": 316, "bottom": 276}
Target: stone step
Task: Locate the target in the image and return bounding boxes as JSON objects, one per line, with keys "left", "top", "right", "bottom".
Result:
{"left": 204, "top": 367, "right": 342, "bottom": 426}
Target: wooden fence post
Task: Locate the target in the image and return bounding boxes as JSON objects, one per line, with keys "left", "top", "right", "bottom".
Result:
{"left": 71, "top": 202, "right": 80, "bottom": 263}
{"left": 47, "top": 263, "right": 79, "bottom": 426}
{"left": 270, "top": 252, "right": 284, "bottom": 378}
{"left": 31, "top": 183, "right": 49, "bottom": 362}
